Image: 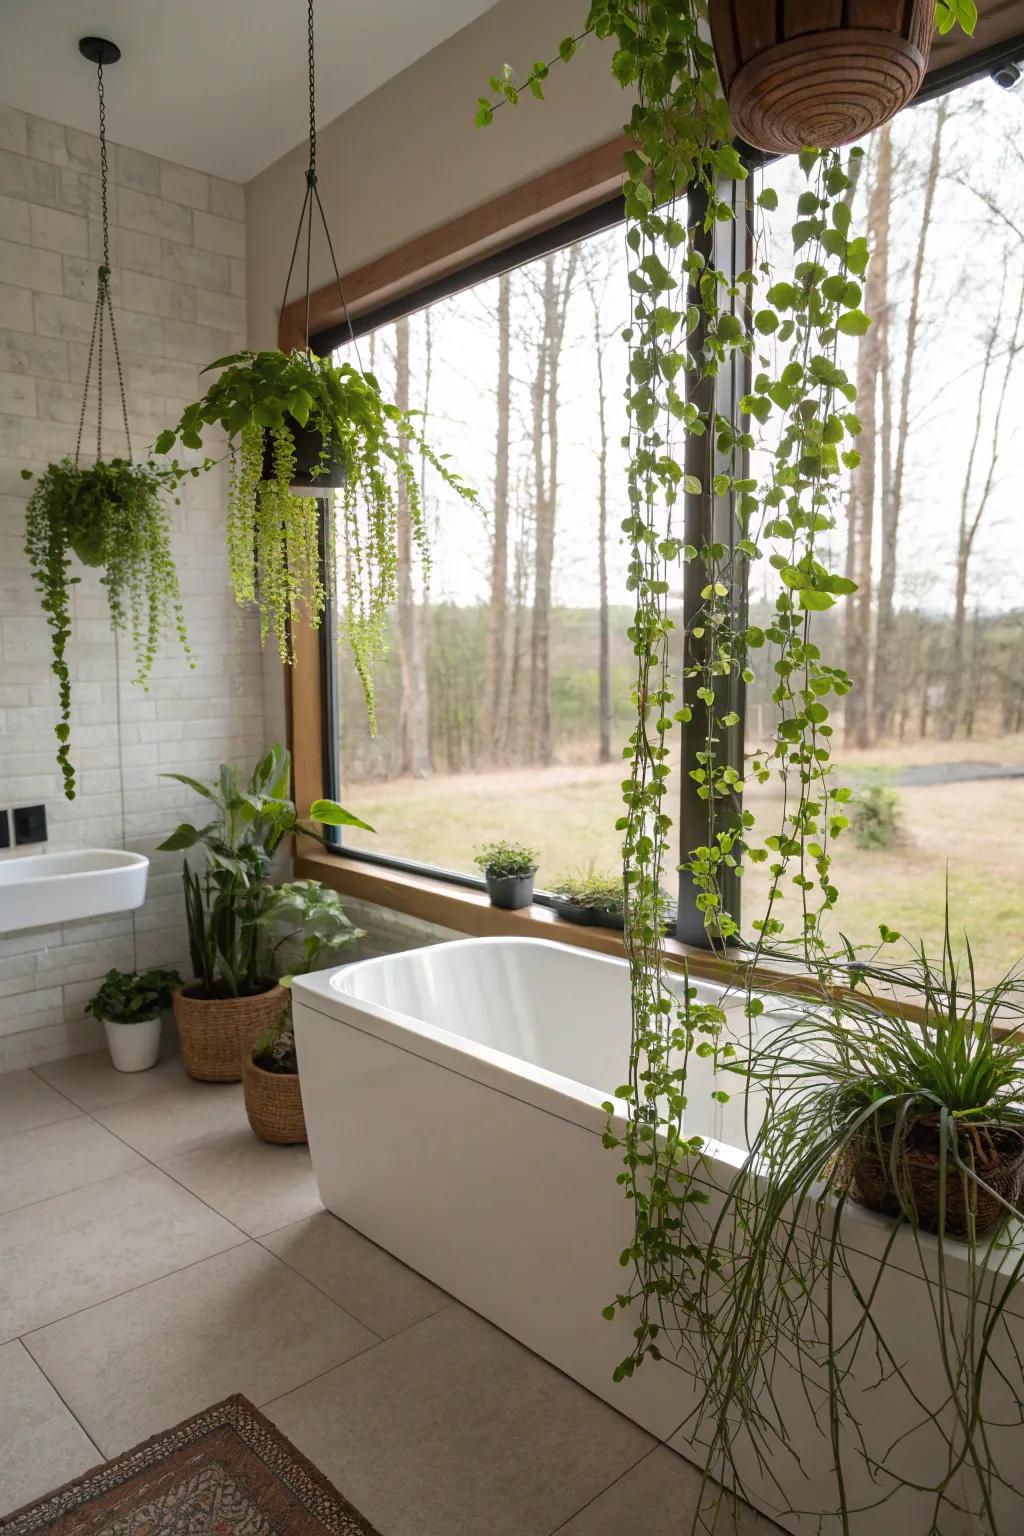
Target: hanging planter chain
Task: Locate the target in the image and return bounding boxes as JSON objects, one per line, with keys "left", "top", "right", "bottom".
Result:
{"left": 75, "top": 50, "right": 132, "bottom": 467}
{"left": 277, "top": 0, "right": 359, "bottom": 358}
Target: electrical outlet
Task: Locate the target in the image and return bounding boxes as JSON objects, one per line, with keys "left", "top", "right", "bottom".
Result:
{"left": 0, "top": 811, "right": 8, "bottom": 850}
{"left": 13, "top": 804, "right": 47, "bottom": 846}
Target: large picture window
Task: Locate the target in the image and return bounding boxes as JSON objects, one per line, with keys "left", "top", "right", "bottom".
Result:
{"left": 317, "top": 63, "right": 1024, "bottom": 977}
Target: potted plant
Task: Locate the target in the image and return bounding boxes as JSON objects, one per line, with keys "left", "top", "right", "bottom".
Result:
{"left": 550, "top": 871, "right": 625, "bottom": 928}
{"left": 473, "top": 841, "right": 538, "bottom": 911}
{"left": 245, "top": 1003, "right": 306, "bottom": 1144}
{"left": 84, "top": 966, "right": 181, "bottom": 1073}
{"left": 709, "top": 1, "right": 937, "bottom": 156}
{"left": 154, "top": 349, "right": 476, "bottom": 723}
{"left": 159, "top": 743, "right": 371, "bottom": 1082}
{"left": 22, "top": 455, "right": 196, "bottom": 800}
{"left": 243, "top": 881, "right": 361, "bottom": 1144}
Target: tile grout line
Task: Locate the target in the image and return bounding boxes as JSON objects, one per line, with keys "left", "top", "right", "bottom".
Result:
{"left": 544, "top": 1443, "right": 663, "bottom": 1534}
{"left": 11, "top": 1337, "right": 105, "bottom": 1469}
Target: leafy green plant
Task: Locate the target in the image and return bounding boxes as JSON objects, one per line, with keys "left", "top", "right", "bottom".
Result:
{"left": 473, "top": 841, "right": 538, "bottom": 879}
{"left": 85, "top": 966, "right": 181, "bottom": 1024}
{"left": 551, "top": 871, "right": 624, "bottom": 915}
{"left": 850, "top": 775, "right": 903, "bottom": 849}
{"left": 22, "top": 456, "right": 196, "bottom": 799}
{"left": 158, "top": 743, "right": 370, "bottom": 998}
{"left": 155, "top": 349, "right": 477, "bottom": 724}
{"left": 252, "top": 1004, "right": 299, "bottom": 1075}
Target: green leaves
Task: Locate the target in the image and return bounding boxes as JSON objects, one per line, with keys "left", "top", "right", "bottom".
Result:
{"left": 837, "top": 310, "right": 872, "bottom": 337}
{"left": 309, "top": 799, "right": 376, "bottom": 834}
{"left": 935, "top": 0, "right": 977, "bottom": 33}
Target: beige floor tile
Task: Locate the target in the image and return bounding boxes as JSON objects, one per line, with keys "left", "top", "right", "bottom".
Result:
{"left": 26, "top": 1242, "right": 377, "bottom": 1457}
{"left": 266, "top": 1303, "right": 653, "bottom": 1536}
{"left": 91, "top": 1078, "right": 248, "bottom": 1160}
{"left": 554, "top": 1446, "right": 782, "bottom": 1535}
{"left": 0, "top": 1165, "right": 241, "bottom": 1340}
{"left": 262, "top": 1211, "right": 448, "bottom": 1337}
{"left": 34, "top": 1048, "right": 189, "bottom": 1113}
{"left": 0, "top": 1069, "right": 79, "bottom": 1138}
{"left": 0, "top": 1340, "right": 98, "bottom": 1517}
{"left": 160, "top": 1136, "right": 323, "bottom": 1237}
{"left": 0, "top": 1114, "right": 143, "bottom": 1215}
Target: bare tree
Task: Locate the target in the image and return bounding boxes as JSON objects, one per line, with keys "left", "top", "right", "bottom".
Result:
{"left": 873, "top": 97, "right": 949, "bottom": 738}
{"left": 394, "top": 315, "right": 430, "bottom": 777}
{"left": 583, "top": 253, "right": 615, "bottom": 764}
{"left": 528, "top": 248, "right": 580, "bottom": 764}
{"left": 483, "top": 272, "right": 511, "bottom": 757}
{"left": 844, "top": 123, "right": 892, "bottom": 749}
{"left": 941, "top": 259, "right": 1024, "bottom": 738}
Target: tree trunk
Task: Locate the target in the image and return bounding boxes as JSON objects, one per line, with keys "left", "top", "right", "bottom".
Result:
{"left": 483, "top": 273, "right": 511, "bottom": 759}
{"left": 592, "top": 289, "right": 612, "bottom": 763}
{"left": 874, "top": 97, "right": 948, "bottom": 739}
{"left": 844, "top": 124, "right": 892, "bottom": 749}
{"left": 394, "top": 315, "right": 430, "bottom": 777}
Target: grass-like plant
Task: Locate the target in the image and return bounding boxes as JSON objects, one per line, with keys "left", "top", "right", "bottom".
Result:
{"left": 155, "top": 348, "right": 476, "bottom": 724}
{"left": 551, "top": 870, "right": 625, "bottom": 914}
{"left": 23, "top": 456, "right": 194, "bottom": 799}
{"left": 473, "top": 840, "right": 539, "bottom": 879}
{"left": 662, "top": 919, "right": 1024, "bottom": 1532}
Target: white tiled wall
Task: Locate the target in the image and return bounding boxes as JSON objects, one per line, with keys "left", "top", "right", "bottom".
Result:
{"left": 0, "top": 104, "right": 265, "bottom": 1072}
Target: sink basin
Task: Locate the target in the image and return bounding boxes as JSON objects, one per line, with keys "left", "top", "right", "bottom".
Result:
{"left": 0, "top": 849, "right": 149, "bottom": 933}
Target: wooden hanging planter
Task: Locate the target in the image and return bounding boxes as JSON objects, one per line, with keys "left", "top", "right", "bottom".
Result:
{"left": 710, "top": 1, "right": 935, "bottom": 156}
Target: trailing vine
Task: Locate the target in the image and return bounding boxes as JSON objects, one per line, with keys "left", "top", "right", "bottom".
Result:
{"left": 157, "top": 348, "right": 476, "bottom": 726}
{"left": 480, "top": 3, "right": 1001, "bottom": 1532}
{"left": 22, "top": 455, "right": 194, "bottom": 799}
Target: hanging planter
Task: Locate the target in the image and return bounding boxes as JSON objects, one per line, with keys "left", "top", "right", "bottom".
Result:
{"left": 154, "top": 0, "right": 476, "bottom": 727}
{"left": 23, "top": 41, "right": 193, "bottom": 800}
{"left": 709, "top": 0, "right": 934, "bottom": 155}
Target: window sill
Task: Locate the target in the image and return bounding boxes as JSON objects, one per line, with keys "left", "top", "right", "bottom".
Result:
{"left": 295, "top": 847, "right": 831, "bottom": 1002}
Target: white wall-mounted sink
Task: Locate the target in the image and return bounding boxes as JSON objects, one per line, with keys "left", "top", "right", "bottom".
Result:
{"left": 0, "top": 849, "right": 149, "bottom": 933}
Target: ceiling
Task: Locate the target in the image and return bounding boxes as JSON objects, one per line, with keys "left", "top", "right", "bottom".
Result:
{"left": 0, "top": 0, "right": 501, "bottom": 184}
{"left": 931, "top": 0, "right": 1024, "bottom": 69}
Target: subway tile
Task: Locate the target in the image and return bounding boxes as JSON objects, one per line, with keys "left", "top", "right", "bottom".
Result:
{"left": 113, "top": 143, "right": 160, "bottom": 195}
{"left": 30, "top": 204, "right": 89, "bottom": 258}
{"left": 194, "top": 287, "right": 245, "bottom": 332}
{"left": 63, "top": 255, "right": 121, "bottom": 303}
{"left": 0, "top": 150, "right": 59, "bottom": 208}
{"left": 160, "top": 161, "right": 209, "bottom": 211}
{"left": 0, "top": 238, "right": 63, "bottom": 296}
{"left": 24, "top": 114, "right": 68, "bottom": 166}
{"left": 0, "top": 371, "right": 35, "bottom": 417}
{"left": 229, "top": 257, "right": 245, "bottom": 297}
{"left": 0, "top": 192, "right": 31, "bottom": 245}
{"left": 161, "top": 240, "right": 231, "bottom": 293}
{"left": 0, "top": 106, "right": 28, "bottom": 158}
{"left": 0, "top": 329, "right": 68, "bottom": 381}
{"left": 192, "top": 209, "right": 245, "bottom": 260}
{"left": 0, "top": 283, "right": 34, "bottom": 332}
{"left": 209, "top": 176, "right": 244, "bottom": 223}
{"left": 121, "top": 268, "right": 195, "bottom": 321}
{"left": 161, "top": 316, "right": 234, "bottom": 364}
{"left": 108, "top": 226, "right": 163, "bottom": 277}
{"left": 58, "top": 167, "right": 105, "bottom": 220}
{"left": 118, "top": 186, "right": 192, "bottom": 244}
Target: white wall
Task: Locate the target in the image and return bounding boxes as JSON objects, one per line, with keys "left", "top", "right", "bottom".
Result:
{"left": 0, "top": 104, "right": 266, "bottom": 1072}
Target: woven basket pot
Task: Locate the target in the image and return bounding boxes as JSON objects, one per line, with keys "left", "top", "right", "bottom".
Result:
{"left": 172, "top": 982, "right": 288, "bottom": 1084}
{"left": 710, "top": 0, "right": 934, "bottom": 155}
{"left": 848, "top": 1117, "right": 1024, "bottom": 1238}
{"left": 243, "top": 1055, "right": 308, "bottom": 1145}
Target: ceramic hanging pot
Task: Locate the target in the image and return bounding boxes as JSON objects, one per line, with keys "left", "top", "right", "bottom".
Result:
{"left": 710, "top": 0, "right": 934, "bottom": 156}
{"left": 260, "top": 418, "right": 347, "bottom": 496}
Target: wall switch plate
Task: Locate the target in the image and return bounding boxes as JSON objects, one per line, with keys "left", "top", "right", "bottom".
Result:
{"left": 13, "top": 804, "right": 47, "bottom": 846}
{"left": 0, "top": 811, "right": 8, "bottom": 850}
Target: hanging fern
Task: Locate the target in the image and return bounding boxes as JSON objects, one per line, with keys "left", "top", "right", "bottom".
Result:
{"left": 22, "top": 456, "right": 193, "bottom": 800}
{"left": 156, "top": 348, "right": 476, "bottom": 726}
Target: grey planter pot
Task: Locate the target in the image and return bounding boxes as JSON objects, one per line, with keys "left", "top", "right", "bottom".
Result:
{"left": 485, "top": 872, "right": 535, "bottom": 911}
{"left": 261, "top": 418, "right": 346, "bottom": 495}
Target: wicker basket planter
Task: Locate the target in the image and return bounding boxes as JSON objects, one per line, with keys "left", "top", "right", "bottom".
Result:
{"left": 710, "top": 0, "right": 934, "bottom": 155}
{"left": 172, "top": 982, "right": 288, "bottom": 1083}
{"left": 243, "top": 1055, "right": 307, "bottom": 1144}
{"left": 848, "top": 1116, "right": 1024, "bottom": 1238}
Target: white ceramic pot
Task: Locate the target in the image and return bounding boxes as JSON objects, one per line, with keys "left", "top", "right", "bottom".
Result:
{"left": 103, "top": 1015, "right": 161, "bottom": 1073}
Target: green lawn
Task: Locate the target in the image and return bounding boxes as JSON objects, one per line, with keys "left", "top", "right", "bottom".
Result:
{"left": 342, "top": 739, "right": 1024, "bottom": 982}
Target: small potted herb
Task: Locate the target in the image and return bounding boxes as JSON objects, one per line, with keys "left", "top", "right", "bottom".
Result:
{"left": 473, "top": 841, "right": 538, "bottom": 911}
{"left": 550, "top": 871, "right": 625, "bottom": 929}
{"left": 85, "top": 966, "right": 181, "bottom": 1073}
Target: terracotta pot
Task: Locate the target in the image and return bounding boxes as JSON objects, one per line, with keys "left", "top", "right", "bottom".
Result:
{"left": 710, "top": 0, "right": 934, "bottom": 155}
{"left": 243, "top": 1054, "right": 307, "bottom": 1145}
{"left": 172, "top": 981, "right": 288, "bottom": 1083}
{"left": 848, "top": 1116, "right": 1024, "bottom": 1238}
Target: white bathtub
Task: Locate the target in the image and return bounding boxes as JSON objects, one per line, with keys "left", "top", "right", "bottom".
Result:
{"left": 293, "top": 937, "right": 1024, "bottom": 1535}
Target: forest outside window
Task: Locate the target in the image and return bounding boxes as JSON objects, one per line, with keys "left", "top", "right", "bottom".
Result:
{"left": 319, "top": 65, "right": 1024, "bottom": 977}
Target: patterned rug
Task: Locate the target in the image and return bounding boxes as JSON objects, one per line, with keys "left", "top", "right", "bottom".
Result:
{"left": 1, "top": 1395, "right": 381, "bottom": 1535}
